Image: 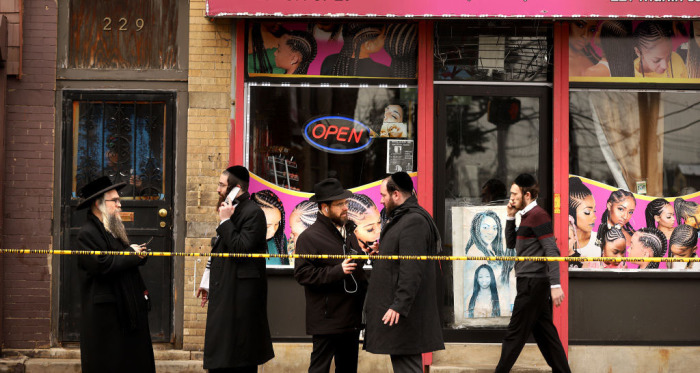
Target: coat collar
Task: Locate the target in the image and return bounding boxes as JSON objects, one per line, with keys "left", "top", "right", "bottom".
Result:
{"left": 315, "top": 212, "right": 357, "bottom": 241}
{"left": 387, "top": 195, "right": 419, "bottom": 222}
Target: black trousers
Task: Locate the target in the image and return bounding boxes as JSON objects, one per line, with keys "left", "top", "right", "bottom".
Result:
{"left": 390, "top": 354, "right": 422, "bottom": 373}
{"left": 495, "top": 277, "right": 571, "bottom": 373}
{"left": 309, "top": 331, "right": 360, "bottom": 373}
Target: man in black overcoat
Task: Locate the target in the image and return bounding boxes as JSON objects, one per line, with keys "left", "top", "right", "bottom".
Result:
{"left": 202, "top": 166, "right": 275, "bottom": 373}
{"left": 364, "top": 172, "right": 444, "bottom": 373}
{"left": 76, "top": 176, "right": 155, "bottom": 373}
{"left": 294, "top": 178, "right": 368, "bottom": 373}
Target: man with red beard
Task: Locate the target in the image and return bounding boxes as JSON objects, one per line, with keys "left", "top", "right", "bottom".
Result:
{"left": 76, "top": 176, "right": 154, "bottom": 373}
{"left": 495, "top": 174, "right": 570, "bottom": 373}
{"left": 294, "top": 178, "right": 368, "bottom": 373}
{"left": 364, "top": 172, "right": 443, "bottom": 373}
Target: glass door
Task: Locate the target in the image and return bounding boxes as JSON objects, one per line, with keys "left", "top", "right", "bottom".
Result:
{"left": 435, "top": 84, "right": 551, "bottom": 337}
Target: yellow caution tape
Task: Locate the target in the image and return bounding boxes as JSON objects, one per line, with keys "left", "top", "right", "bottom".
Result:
{"left": 1, "top": 249, "right": 700, "bottom": 263}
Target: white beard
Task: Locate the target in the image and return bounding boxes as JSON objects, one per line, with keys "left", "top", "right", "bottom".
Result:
{"left": 98, "top": 201, "right": 130, "bottom": 245}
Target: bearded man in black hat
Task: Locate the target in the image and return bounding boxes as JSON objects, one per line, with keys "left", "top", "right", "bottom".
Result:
{"left": 76, "top": 176, "right": 155, "bottom": 373}
{"left": 201, "top": 165, "right": 274, "bottom": 373}
{"left": 294, "top": 178, "right": 369, "bottom": 373}
{"left": 364, "top": 172, "right": 444, "bottom": 373}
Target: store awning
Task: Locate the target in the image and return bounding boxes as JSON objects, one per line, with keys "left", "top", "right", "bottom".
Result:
{"left": 206, "top": 0, "right": 700, "bottom": 19}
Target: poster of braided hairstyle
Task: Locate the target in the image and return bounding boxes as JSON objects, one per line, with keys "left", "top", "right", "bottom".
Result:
{"left": 384, "top": 23, "right": 418, "bottom": 78}
{"left": 330, "top": 23, "right": 386, "bottom": 76}
{"left": 283, "top": 30, "right": 318, "bottom": 75}
{"left": 252, "top": 190, "right": 289, "bottom": 265}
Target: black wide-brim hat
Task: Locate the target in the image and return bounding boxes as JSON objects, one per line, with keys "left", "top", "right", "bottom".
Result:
{"left": 77, "top": 176, "right": 127, "bottom": 210}
{"left": 310, "top": 178, "right": 353, "bottom": 203}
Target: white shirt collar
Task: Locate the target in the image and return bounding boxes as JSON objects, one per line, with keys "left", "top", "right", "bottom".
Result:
{"left": 519, "top": 200, "right": 538, "bottom": 216}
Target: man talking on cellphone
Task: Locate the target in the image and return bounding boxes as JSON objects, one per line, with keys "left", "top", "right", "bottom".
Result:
{"left": 495, "top": 174, "right": 571, "bottom": 373}
{"left": 294, "top": 178, "right": 368, "bottom": 373}
{"left": 199, "top": 166, "right": 274, "bottom": 373}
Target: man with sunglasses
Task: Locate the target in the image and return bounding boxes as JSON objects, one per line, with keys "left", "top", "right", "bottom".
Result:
{"left": 75, "top": 176, "right": 154, "bottom": 373}
{"left": 294, "top": 178, "right": 368, "bottom": 373}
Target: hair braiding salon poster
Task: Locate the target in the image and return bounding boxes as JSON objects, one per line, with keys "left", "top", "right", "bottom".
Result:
{"left": 568, "top": 176, "right": 700, "bottom": 271}
{"left": 247, "top": 21, "right": 417, "bottom": 79}
{"left": 452, "top": 205, "right": 516, "bottom": 327}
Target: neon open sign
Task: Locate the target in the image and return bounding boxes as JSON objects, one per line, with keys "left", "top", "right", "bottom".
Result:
{"left": 303, "top": 116, "right": 373, "bottom": 154}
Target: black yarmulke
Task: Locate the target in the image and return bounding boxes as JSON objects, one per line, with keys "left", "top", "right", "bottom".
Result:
{"left": 391, "top": 171, "right": 413, "bottom": 193}
{"left": 514, "top": 173, "right": 536, "bottom": 188}
{"left": 226, "top": 165, "right": 250, "bottom": 183}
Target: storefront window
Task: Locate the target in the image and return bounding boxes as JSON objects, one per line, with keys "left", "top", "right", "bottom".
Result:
{"left": 434, "top": 21, "right": 552, "bottom": 82}
{"left": 569, "top": 90, "right": 700, "bottom": 270}
{"left": 247, "top": 85, "right": 417, "bottom": 191}
{"left": 245, "top": 84, "right": 417, "bottom": 267}
{"left": 438, "top": 91, "right": 545, "bottom": 328}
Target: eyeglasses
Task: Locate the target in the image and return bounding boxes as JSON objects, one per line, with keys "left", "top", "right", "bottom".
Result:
{"left": 105, "top": 198, "right": 121, "bottom": 204}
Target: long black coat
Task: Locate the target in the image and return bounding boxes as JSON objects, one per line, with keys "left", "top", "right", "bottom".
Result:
{"left": 203, "top": 193, "right": 274, "bottom": 369}
{"left": 77, "top": 212, "right": 155, "bottom": 373}
{"left": 364, "top": 196, "right": 445, "bottom": 355}
{"left": 294, "top": 213, "right": 368, "bottom": 335}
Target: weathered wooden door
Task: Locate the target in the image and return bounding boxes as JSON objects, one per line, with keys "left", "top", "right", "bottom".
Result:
{"left": 59, "top": 92, "right": 175, "bottom": 343}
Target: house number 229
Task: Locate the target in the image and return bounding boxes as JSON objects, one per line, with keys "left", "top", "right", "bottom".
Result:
{"left": 103, "top": 17, "right": 144, "bottom": 31}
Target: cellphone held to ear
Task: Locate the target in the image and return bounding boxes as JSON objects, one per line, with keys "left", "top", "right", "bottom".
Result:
{"left": 225, "top": 186, "right": 241, "bottom": 206}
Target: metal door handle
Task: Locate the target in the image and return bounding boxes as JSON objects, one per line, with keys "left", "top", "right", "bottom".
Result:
{"left": 158, "top": 209, "right": 168, "bottom": 218}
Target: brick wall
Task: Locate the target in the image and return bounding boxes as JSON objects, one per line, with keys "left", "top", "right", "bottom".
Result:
{"left": 0, "top": 18, "right": 7, "bottom": 351}
{"left": 182, "top": 0, "right": 233, "bottom": 351}
{"left": 2, "top": 0, "right": 56, "bottom": 349}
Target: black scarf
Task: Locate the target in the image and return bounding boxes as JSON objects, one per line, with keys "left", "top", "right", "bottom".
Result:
{"left": 385, "top": 195, "right": 443, "bottom": 255}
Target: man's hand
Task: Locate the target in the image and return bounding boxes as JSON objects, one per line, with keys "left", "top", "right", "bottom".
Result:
{"left": 382, "top": 308, "right": 400, "bottom": 326}
{"left": 219, "top": 201, "right": 236, "bottom": 221}
{"left": 359, "top": 240, "right": 379, "bottom": 255}
{"left": 341, "top": 258, "right": 357, "bottom": 274}
{"left": 506, "top": 201, "right": 518, "bottom": 218}
{"left": 551, "top": 287, "right": 565, "bottom": 307}
{"left": 196, "top": 288, "right": 209, "bottom": 308}
{"left": 130, "top": 244, "right": 148, "bottom": 259}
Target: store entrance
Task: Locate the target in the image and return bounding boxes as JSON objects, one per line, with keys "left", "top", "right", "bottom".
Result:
{"left": 434, "top": 84, "right": 551, "bottom": 340}
{"left": 58, "top": 92, "right": 175, "bottom": 343}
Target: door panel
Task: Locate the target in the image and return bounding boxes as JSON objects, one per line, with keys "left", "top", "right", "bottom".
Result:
{"left": 435, "top": 84, "right": 551, "bottom": 335}
{"left": 59, "top": 92, "right": 174, "bottom": 342}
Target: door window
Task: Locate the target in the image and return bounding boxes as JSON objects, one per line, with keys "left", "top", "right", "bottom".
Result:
{"left": 71, "top": 100, "right": 167, "bottom": 200}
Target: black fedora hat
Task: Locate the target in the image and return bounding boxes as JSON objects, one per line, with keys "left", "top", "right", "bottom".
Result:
{"left": 309, "top": 178, "right": 353, "bottom": 203}
{"left": 77, "top": 176, "right": 127, "bottom": 210}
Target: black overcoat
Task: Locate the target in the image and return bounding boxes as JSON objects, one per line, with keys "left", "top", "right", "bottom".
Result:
{"left": 203, "top": 193, "right": 275, "bottom": 369}
{"left": 77, "top": 212, "right": 155, "bottom": 373}
{"left": 294, "top": 213, "right": 368, "bottom": 335}
{"left": 364, "top": 196, "right": 445, "bottom": 355}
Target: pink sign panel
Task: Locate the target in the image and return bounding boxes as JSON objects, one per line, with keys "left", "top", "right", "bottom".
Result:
{"left": 207, "top": 0, "right": 700, "bottom": 19}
